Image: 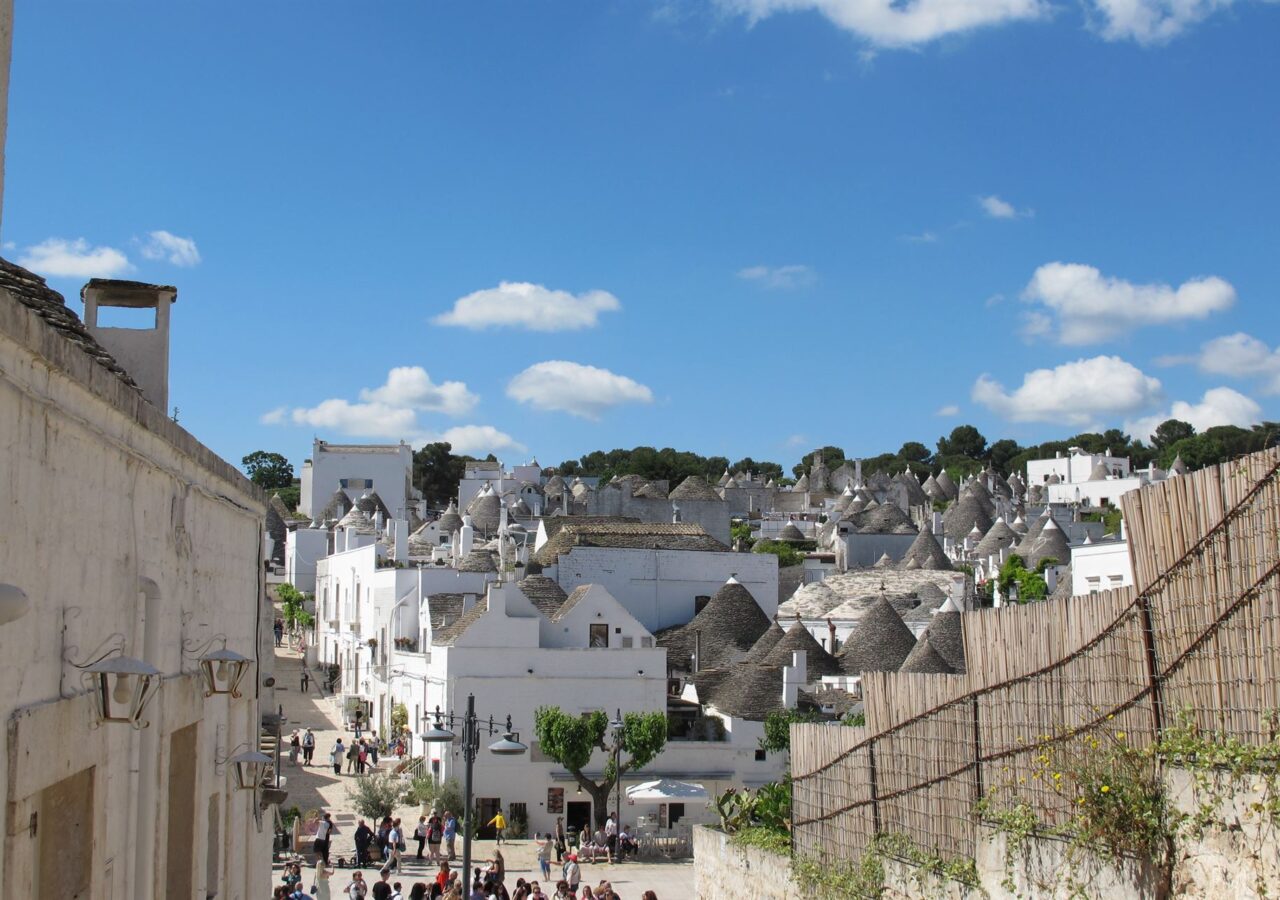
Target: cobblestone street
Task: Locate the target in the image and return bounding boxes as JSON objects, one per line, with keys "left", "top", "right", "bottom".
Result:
{"left": 268, "top": 639, "right": 694, "bottom": 898}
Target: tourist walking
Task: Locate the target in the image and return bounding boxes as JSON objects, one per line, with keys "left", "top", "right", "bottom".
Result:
{"left": 427, "top": 813, "right": 443, "bottom": 860}
{"left": 553, "top": 818, "right": 566, "bottom": 863}
{"left": 444, "top": 811, "right": 458, "bottom": 860}
{"left": 313, "top": 858, "right": 335, "bottom": 900}
{"left": 301, "top": 667, "right": 311, "bottom": 692}
{"left": 486, "top": 809, "right": 507, "bottom": 846}
{"left": 289, "top": 730, "right": 301, "bottom": 766}
{"left": 275, "top": 618, "right": 285, "bottom": 647}
{"left": 347, "top": 740, "right": 360, "bottom": 774}
{"left": 344, "top": 871, "right": 369, "bottom": 898}
{"left": 303, "top": 728, "right": 316, "bottom": 765}
{"left": 332, "top": 738, "right": 345, "bottom": 775}
{"left": 535, "top": 833, "right": 552, "bottom": 880}
{"left": 385, "top": 818, "right": 404, "bottom": 874}
{"left": 314, "top": 813, "right": 336, "bottom": 865}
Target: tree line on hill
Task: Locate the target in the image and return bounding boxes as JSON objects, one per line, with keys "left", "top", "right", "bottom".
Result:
{"left": 242, "top": 418, "right": 1278, "bottom": 512}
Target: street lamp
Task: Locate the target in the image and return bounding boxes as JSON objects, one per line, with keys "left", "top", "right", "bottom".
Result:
{"left": 421, "top": 694, "right": 527, "bottom": 886}
{"left": 610, "top": 710, "right": 625, "bottom": 864}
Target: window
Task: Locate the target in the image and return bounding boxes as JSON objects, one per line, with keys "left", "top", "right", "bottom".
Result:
{"left": 340, "top": 478, "right": 373, "bottom": 490}
{"left": 1109, "top": 575, "right": 1125, "bottom": 587}
{"left": 640, "top": 637, "right": 653, "bottom": 648}
{"left": 620, "top": 636, "right": 633, "bottom": 649}
{"left": 589, "top": 624, "right": 609, "bottom": 648}
{"left": 755, "top": 749, "right": 767, "bottom": 761}
{"left": 1086, "top": 576, "right": 1101, "bottom": 596}
{"left": 668, "top": 803, "right": 686, "bottom": 825}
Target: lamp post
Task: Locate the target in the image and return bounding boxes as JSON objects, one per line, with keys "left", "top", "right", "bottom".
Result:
{"left": 610, "top": 709, "right": 624, "bottom": 864}
{"left": 421, "top": 694, "right": 527, "bottom": 888}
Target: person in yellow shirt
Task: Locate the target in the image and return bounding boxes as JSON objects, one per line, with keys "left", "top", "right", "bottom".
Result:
{"left": 486, "top": 809, "right": 507, "bottom": 846}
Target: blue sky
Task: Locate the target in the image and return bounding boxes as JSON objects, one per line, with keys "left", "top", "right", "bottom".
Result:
{"left": 7, "top": 1, "right": 1279, "bottom": 473}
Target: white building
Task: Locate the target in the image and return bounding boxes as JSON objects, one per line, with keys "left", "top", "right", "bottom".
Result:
{"left": 299, "top": 439, "right": 418, "bottom": 520}
{"left": 1026, "top": 447, "right": 1131, "bottom": 487}
{"left": 0, "top": 265, "right": 275, "bottom": 898}
{"left": 1071, "top": 529, "right": 1135, "bottom": 597}
{"left": 533, "top": 521, "right": 779, "bottom": 632}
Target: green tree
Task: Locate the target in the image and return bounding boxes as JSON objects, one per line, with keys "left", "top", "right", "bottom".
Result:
{"left": 732, "top": 458, "right": 784, "bottom": 482}
{"left": 898, "top": 441, "right": 931, "bottom": 464}
{"left": 534, "top": 707, "right": 667, "bottom": 828}
{"left": 1152, "top": 419, "right": 1196, "bottom": 451}
{"left": 987, "top": 439, "right": 1023, "bottom": 475}
{"left": 936, "top": 425, "right": 988, "bottom": 462}
{"left": 752, "top": 540, "right": 803, "bottom": 567}
{"left": 413, "top": 441, "right": 472, "bottom": 507}
{"left": 242, "top": 450, "right": 294, "bottom": 490}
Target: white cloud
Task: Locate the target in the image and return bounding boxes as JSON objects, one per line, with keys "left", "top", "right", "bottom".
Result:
{"left": 972, "top": 355, "right": 1163, "bottom": 426}
{"left": 1091, "top": 0, "right": 1231, "bottom": 44}
{"left": 265, "top": 367, "right": 499, "bottom": 448}
{"left": 1125, "top": 387, "right": 1262, "bottom": 440}
{"left": 1187, "top": 333, "right": 1280, "bottom": 395}
{"left": 737, "top": 264, "right": 817, "bottom": 290}
{"left": 506, "top": 360, "right": 654, "bottom": 420}
{"left": 714, "top": 0, "right": 1047, "bottom": 48}
{"left": 288, "top": 399, "right": 419, "bottom": 439}
{"left": 785, "top": 434, "right": 808, "bottom": 447}
{"left": 1021, "top": 262, "right": 1235, "bottom": 344}
{"left": 979, "top": 194, "right": 1032, "bottom": 219}
{"left": 139, "top": 230, "right": 201, "bottom": 267}
{"left": 17, "top": 237, "right": 132, "bottom": 278}
{"left": 901, "top": 231, "right": 938, "bottom": 244}
{"left": 936, "top": 404, "right": 960, "bottom": 417}
{"left": 434, "top": 281, "right": 620, "bottom": 332}
{"left": 421, "top": 425, "right": 525, "bottom": 456}
{"left": 359, "top": 366, "right": 478, "bottom": 416}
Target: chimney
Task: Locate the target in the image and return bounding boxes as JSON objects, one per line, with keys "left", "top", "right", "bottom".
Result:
{"left": 827, "top": 618, "right": 837, "bottom": 652}
{"left": 782, "top": 650, "right": 806, "bottom": 709}
{"left": 392, "top": 518, "right": 408, "bottom": 564}
{"left": 81, "top": 279, "right": 178, "bottom": 411}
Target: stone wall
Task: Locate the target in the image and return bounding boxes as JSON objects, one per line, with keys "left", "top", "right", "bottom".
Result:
{"left": 693, "top": 826, "right": 796, "bottom": 900}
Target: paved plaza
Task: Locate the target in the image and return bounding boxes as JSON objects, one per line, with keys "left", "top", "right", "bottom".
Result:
{"left": 267, "top": 640, "right": 694, "bottom": 898}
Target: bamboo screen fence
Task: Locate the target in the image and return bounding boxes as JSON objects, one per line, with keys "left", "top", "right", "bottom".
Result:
{"left": 791, "top": 447, "right": 1280, "bottom": 865}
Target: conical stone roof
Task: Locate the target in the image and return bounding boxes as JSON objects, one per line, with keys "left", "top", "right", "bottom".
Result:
{"left": 763, "top": 622, "right": 841, "bottom": 676}
{"left": 319, "top": 489, "right": 354, "bottom": 522}
{"left": 336, "top": 505, "right": 375, "bottom": 534}
{"left": 467, "top": 489, "right": 502, "bottom": 534}
{"left": 793, "top": 474, "right": 810, "bottom": 492}
{"left": 457, "top": 547, "right": 498, "bottom": 573}
{"left": 778, "top": 522, "right": 807, "bottom": 542}
{"left": 942, "top": 489, "right": 993, "bottom": 541}
{"left": 1013, "top": 508, "right": 1053, "bottom": 558}
{"left": 873, "top": 552, "right": 894, "bottom": 568}
{"left": 894, "top": 473, "right": 929, "bottom": 507}
{"left": 836, "top": 596, "right": 917, "bottom": 675}
{"left": 918, "top": 608, "right": 964, "bottom": 673}
{"left": 670, "top": 475, "right": 722, "bottom": 502}
{"left": 854, "top": 503, "right": 916, "bottom": 535}
{"left": 544, "top": 474, "right": 566, "bottom": 495}
{"left": 935, "top": 470, "right": 959, "bottom": 500}
{"left": 1023, "top": 517, "right": 1071, "bottom": 569}
{"left": 901, "top": 525, "right": 951, "bottom": 570}
{"left": 742, "top": 621, "right": 787, "bottom": 664}
{"left": 899, "top": 637, "right": 955, "bottom": 674}
{"left": 1089, "top": 459, "right": 1110, "bottom": 481}
{"left": 663, "top": 578, "right": 772, "bottom": 670}
{"left": 356, "top": 491, "right": 393, "bottom": 522}
{"left": 437, "top": 501, "right": 464, "bottom": 538}
{"left": 921, "top": 474, "right": 947, "bottom": 502}
{"left": 973, "top": 517, "right": 1018, "bottom": 558}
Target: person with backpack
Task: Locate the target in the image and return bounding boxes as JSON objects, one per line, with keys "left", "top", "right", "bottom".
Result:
{"left": 302, "top": 728, "right": 316, "bottom": 766}
{"left": 427, "top": 812, "right": 443, "bottom": 861}
{"left": 331, "top": 739, "right": 345, "bottom": 775}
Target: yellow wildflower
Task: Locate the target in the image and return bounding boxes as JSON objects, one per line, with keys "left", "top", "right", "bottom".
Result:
{"left": 1100, "top": 785, "right": 1111, "bottom": 794}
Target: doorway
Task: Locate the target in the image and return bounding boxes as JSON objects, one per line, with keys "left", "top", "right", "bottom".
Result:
{"left": 566, "top": 801, "right": 592, "bottom": 835}
{"left": 476, "top": 798, "right": 501, "bottom": 839}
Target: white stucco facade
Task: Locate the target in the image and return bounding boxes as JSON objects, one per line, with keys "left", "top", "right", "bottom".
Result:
{"left": 0, "top": 278, "right": 273, "bottom": 898}
{"left": 544, "top": 546, "right": 779, "bottom": 632}
{"left": 300, "top": 439, "right": 416, "bottom": 519}
{"left": 1071, "top": 537, "right": 1134, "bottom": 596}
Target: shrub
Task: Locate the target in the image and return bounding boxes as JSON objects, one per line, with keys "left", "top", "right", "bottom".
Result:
{"left": 346, "top": 773, "right": 407, "bottom": 821}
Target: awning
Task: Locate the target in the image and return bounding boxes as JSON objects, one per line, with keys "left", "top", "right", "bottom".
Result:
{"left": 625, "top": 779, "right": 709, "bottom": 802}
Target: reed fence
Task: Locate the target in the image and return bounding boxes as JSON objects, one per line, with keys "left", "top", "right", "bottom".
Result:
{"left": 791, "top": 447, "right": 1280, "bottom": 865}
